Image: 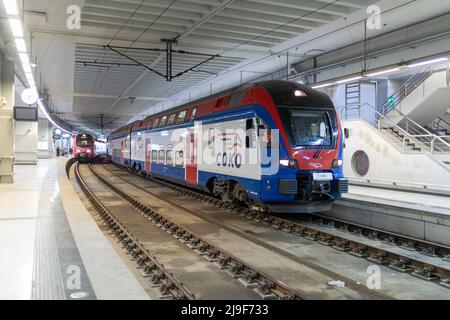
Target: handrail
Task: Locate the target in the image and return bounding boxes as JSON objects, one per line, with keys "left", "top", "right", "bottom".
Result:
{"left": 381, "top": 67, "right": 432, "bottom": 115}
{"left": 339, "top": 103, "right": 450, "bottom": 154}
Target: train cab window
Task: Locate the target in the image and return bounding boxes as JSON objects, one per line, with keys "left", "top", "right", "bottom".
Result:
{"left": 76, "top": 134, "right": 93, "bottom": 147}
{"left": 190, "top": 107, "right": 197, "bottom": 121}
{"left": 167, "top": 114, "right": 176, "bottom": 126}
{"left": 160, "top": 116, "right": 167, "bottom": 128}
{"left": 175, "top": 151, "right": 184, "bottom": 167}
{"left": 147, "top": 120, "right": 153, "bottom": 130}
{"left": 177, "top": 110, "right": 187, "bottom": 124}
{"left": 151, "top": 150, "right": 158, "bottom": 163}
{"left": 138, "top": 136, "right": 143, "bottom": 149}
{"left": 158, "top": 150, "right": 165, "bottom": 164}
{"left": 152, "top": 118, "right": 160, "bottom": 129}
{"left": 246, "top": 118, "right": 256, "bottom": 149}
{"left": 166, "top": 151, "right": 173, "bottom": 165}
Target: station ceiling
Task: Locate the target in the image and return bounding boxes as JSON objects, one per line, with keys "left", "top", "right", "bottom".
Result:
{"left": 1, "top": 0, "right": 382, "bottom": 134}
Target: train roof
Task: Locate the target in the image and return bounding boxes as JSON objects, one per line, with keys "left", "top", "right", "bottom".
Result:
{"left": 110, "top": 80, "right": 334, "bottom": 136}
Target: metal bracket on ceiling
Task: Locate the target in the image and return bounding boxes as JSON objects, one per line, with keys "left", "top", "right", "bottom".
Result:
{"left": 95, "top": 39, "right": 220, "bottom": 82}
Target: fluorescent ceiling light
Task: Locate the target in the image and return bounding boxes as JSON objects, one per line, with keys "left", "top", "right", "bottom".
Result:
{"left": 366, "top": 68, "right": 401, "bottom": 77}
{"left": 336, "top": 76, "right": 363, "bottom": 84}
{"left": 23, "top": 63, "right": 32, "bottom": 73}
{"left": 15, "top": 38, "right": 26, "bottom": 52}
{"left": 312, "top": 83, "right": 334, "bottom": 89}
{"left": 3, "top": 0, "right": 18, "bottom": 15}
{"left": 407, "top": 57, "right": 448, "bottom": 68}
{"left": 19, "top": 52, "right": 29, "bottom": 65}
{"left": 9, "top": 18, "right": 23, "bottom": 37}
{"left": 25, "top": 72, "right": 33, "bottom": 81}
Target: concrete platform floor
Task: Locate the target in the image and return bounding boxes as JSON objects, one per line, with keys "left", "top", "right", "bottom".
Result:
{"left": 345, "top": 185, "right": 450, "bottom": 216}
{"left": 0, "top": 158, "right": 149, "bottom": 300}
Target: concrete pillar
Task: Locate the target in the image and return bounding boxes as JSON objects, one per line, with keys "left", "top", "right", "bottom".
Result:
{"left": 38, "top": 119, "right": 54, "bottom": 159}
{"left": 0, "top": 56, "right": 15, "bottom": 183}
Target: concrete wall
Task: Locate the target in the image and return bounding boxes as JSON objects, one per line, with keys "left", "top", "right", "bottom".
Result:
{"left": 14, "top": 121, "right": 38, "bottom": 165}
{"left": 396, "top": 70, "right": 450, "bottom": 125}
{"left": 0, "top": 57, "right": 14, "bottom": 183}
{"left": 342, "top": 120, "right": 450, "bottom": 193}
{"left": 38, "top": 119, "right": 55, "bottom": 159}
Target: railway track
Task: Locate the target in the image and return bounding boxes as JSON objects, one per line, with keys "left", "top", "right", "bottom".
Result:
{"left": 92, "top": 163, "right": 395, "bottom": 300}
{"left": 75, "top": 163, "right": 309, "bottom": 300}
{"left": 108, "top": 162, "right": 450, "bottom": 291}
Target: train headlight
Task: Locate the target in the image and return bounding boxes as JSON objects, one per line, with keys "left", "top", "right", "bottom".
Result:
{"left": 280, "top": 159, "right": 299, "bottom": 169}
{"left": 86, "top": 150, "right": 91, "bottom": 154}
{"left": 332, "top": 159, "right": 343, "bottom": 168}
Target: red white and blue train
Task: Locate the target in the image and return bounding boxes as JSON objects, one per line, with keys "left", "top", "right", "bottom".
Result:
{"left": 107, "top": 80, "right": 348, "bottom": 213}
{"left": 74, "top": 133, "right": 95, "bottom": 163}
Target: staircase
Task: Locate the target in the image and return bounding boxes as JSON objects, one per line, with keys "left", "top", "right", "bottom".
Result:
{"left": 382, "top": 68, "right": 432, "bottom": 116}
{"left": 427, "top": 111, "right": 450, "bottom": 142}
{"left": 339, "top": 103, "right": 450, "bottom": 169}
{"left": 384, "top": 127, "right": 422, "bottom": 152}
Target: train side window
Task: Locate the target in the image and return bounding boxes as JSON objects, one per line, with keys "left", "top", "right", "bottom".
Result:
{"left": 160, "top": 116, "right": 167, "bottom": 128}
{"left": 167, "top": 114, "right": 176, "bottom": 126}
{"left": 158, "top": 150, "right": 165, "bottom": 164}
{"left": 177, "top": 110, "right": 187, "bottom": 124}
{"left": 166, "top": 150, "right": 173, "bottom": 165}
{"left": 151, "top": 150, "right": 158, "bottom": 163}
{"left": 152, "top": 118, "right": 160, "bottom": 129}
{"left": 175, "top": 151, "right": 184, "bottom": 167}
{"left": 229, "top": 90, "right": 246, "bottom": 107}
{"left": 138, "top": 136, "right": 142, "bottom": 149}
{"left": 191, "top": 107, "right": 197, "bottom": 121}
{"left": 246, "top": 118, "right": 256, "bottom": 149}
{"left": 147, "top": 120, "right": 153, "bottom": 129}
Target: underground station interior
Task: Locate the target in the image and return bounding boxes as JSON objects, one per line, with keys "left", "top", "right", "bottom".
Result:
{"left": 0, "top": 0, "right": 449, "bottom": 311}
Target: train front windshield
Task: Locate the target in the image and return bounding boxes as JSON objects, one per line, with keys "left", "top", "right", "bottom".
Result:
{"left": 76, "top": 135, "right": 93, "bottom": 147}
{"left": 279, "top": 107, "right": 337, "bottom": 149}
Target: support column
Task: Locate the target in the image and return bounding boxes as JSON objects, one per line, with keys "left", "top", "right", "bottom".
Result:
{"left": 0, "top": 56, "right": 15, "bottom": 183}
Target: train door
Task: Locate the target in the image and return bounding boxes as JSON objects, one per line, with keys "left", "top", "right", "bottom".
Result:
{"left": 145, "top": 138, "right": 152, "bottom": 173}
{"left": 121, "top": 140, "right": 124, "bottom": 164}
{"left": 185, "top": 133, "right": 198, "bottom": 185}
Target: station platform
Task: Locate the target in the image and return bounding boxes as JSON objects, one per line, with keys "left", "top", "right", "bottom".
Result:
{"left": 324, "top": 185, "right": 450, "bottom": 247}
{"left": 345, "top": 185, "right": 450, "bottom": 216}
{"left": 0, "top": 158, "right": 149, "bottom": 300}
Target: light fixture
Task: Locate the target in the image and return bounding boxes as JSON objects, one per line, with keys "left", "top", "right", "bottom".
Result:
{"left": 366, "top": 68, "right": 401, "bottom": 77}
{"left": 2, "top": 0, "right": 18, "bottom": 15}
{"left": 23, "top": 62, "right": 32, "bottom": 73}
{"left": 19, "top": 52, "right": 30, "bottom": 65}
{"left": 312, "top": 83, "right": 334, "bottom": 89}
{"left": 294, "top": 90, "right": 306, "bottom": 97}
{"left": 336, "top": 76, "right": 363, "bottom": 84}
{"left": 15, "top": 38, "right": 27, "bottom": 53}
{"left": 9, "top": 18, "right": 23, "bottom": 37}
{"left": 407, "top": 57, "right": 448, "bottom": 68}
{"left": 25, "top": 72, "right": 33, "bottom": 81}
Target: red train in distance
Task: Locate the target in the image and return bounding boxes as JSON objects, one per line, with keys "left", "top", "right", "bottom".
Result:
{"left": 73, "top": 133, "right": 95, "bottom": 163}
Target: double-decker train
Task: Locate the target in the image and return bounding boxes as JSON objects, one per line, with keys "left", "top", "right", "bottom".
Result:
{"left": 107, "top": 80, "right": 348, "bottom": 213}
{"left": 74, "top": 133, "right": 95, "bottom": 163}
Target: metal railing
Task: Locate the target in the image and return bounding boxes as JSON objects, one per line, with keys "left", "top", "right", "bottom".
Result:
{"left": 339, "top": 103, "right": 450, "bottom": 155}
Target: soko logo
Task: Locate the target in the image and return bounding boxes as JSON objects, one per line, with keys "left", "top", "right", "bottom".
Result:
{"left": 216, "top": 152, "right": 243, "bottom": 169}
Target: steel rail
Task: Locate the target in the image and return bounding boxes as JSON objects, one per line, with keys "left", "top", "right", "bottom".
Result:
{"left": 88, "top": 163, "right": 308, "bottom": 300}
{"left": 109, "top": 163, "right": 450, "bottom": 289}
{"left": 75, "top": 163, "right": 195, "bottom": 300}
{"left": 100, "top": 164, "right": 395, "bottom": 300}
